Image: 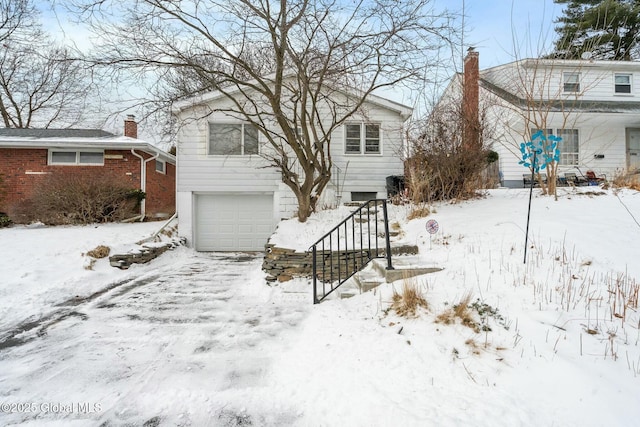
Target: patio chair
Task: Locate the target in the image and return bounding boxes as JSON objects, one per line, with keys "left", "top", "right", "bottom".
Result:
{"left": 585, "top": 170, "right": 606, "bottom": 185}
{"left": 564, "top": 172, "right": 587, "bottom": 186}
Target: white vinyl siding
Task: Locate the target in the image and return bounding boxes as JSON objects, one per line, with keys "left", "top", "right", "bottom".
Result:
{"left": 344, "top": 123, "right": 381, "bottom": 154}
{"left": 49, "top": 150, "right": 104, "bottom": 165}
{"left": 208, "top": 123, "right": 259, "bottom": 156}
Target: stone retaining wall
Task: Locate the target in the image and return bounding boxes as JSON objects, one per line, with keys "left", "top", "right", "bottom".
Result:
{"left": 262, "top": 243, "right": 419, "bottom": 282}
{"left": 109, "top": 237, "right": 186, "bottom": 269}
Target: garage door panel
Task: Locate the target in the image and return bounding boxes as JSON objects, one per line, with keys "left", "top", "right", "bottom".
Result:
{"left": 195, "top": 194, "right": 274, "bottom": 251}
{"left": 255, "top": 224, "right": 273, "bottom": 233}
{"left": 237, "top": 224, "right": 254, "bottom": 233}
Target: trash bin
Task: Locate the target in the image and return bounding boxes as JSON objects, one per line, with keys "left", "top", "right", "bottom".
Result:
{"left": 385, "top": 175, "right": 405, "bottom": 198}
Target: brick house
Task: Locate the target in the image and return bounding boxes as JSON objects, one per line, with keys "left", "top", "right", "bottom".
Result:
{"left": 0, "top": 116, "right": 176, "bottom": 222}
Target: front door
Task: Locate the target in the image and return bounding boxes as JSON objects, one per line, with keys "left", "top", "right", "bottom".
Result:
{"left": 628, "top": 129, "right": 640, "bottom": 171}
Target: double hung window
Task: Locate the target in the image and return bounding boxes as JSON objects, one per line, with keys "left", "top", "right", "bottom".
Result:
{"left": 345, "top": 123, "right": 381, "bottom": 154}
{"left": 208, "top": 123, "right": 259, "bottom": 155}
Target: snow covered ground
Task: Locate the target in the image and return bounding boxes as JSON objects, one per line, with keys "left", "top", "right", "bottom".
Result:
{"left": 1, "top": 187, "right": 639, "bottom": 426}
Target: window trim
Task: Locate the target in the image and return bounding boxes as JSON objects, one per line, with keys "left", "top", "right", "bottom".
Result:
{"left": 563, "top": 72, "right": 581, "bottom": 93}
{"left": 344, "top": 123, "right": 382, "bottom": 155}
{"left": 614, "top": 72, "right": 632, "bottom": 95}
{"left": 207, "top": 122, "right": 259, "bottom": 156}
{"left": 155, "top": 158, "right": 166, "bottom": 174}
{"left": 555, "top": 128, "right": 579, "bottom": 166}
{"left": 48, "top": 149, "right": 104, "bottom": 166}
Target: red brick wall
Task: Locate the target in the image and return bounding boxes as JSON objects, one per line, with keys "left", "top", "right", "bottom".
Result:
{"left": 463, "top": 49, "right": 481, "bottom": 150}
{"left": 144, "top": 156, "right": 176, "bottom": 218}
{"left": 0, "top": 148, "right": 175, "bottom": 220}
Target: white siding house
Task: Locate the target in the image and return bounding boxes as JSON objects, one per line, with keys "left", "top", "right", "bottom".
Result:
{"left": 173, "top": 86, "right": 411, "bottom": 251}
{"left": 444, "top": 53, "right": 640, "bottom": 188}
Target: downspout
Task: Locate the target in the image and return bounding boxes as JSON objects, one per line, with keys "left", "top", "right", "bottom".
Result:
{"left": 131, "top": 149, "right": 159, "bottom": 221}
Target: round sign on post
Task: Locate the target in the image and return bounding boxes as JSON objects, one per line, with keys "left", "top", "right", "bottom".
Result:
{"left": 426, "top": 219, "right": 439, "bottom": 234}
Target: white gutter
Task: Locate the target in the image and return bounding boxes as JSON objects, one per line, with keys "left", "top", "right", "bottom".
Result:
{"left": 131, "top": 148, "right": 159, "bottom": 221}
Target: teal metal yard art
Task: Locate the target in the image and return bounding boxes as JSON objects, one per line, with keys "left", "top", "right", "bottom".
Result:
{"left": 519, "top": 131, "right": 561, "bottom": 263}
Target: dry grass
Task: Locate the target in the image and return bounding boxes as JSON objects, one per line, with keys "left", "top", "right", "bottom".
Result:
{"left": 612, "top": 170, "right": 640, "bottom": 191}
{"left": 465, "top": 338, "right": 482, "bottom": 355}
{"left": 407, "top": 205, "right": 430, "bottom": 220}
{"left": 391, "top": 279, "right": 429, "bottom": 318}
{"left": 86, "top": 245, "right": 111, "bottom": 259}
{"left": 436, "top": 291, "right": 479, "bottom": 332}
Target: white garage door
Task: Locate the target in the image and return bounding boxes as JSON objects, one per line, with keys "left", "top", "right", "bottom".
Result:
{"left": 195, "top": 193, "right": 274, "bottom": 251}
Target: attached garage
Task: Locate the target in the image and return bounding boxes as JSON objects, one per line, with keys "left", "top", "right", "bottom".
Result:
{"left": 194, "top": 193, "right": 275, "bottom": 251}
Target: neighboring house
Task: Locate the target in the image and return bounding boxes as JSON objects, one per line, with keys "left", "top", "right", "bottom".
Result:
{"left": 0, "top": 116, "right": 176, "bottom": 221}
{"left": 173, "top": 87, "right": 412, "bottom": 251}
{"left": 440, "top": 49, "right": 640, "bottom": 188}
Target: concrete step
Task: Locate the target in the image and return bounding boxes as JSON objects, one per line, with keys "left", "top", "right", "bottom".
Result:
{"left": 372, "top": 257, "right": 443, "bottom": 283}
{"left": 336, "top": 263, "right": 386, "bottom": 298}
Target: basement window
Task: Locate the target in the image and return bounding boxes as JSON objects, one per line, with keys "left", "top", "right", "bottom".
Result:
{"left": 351, "top": 191, "right": 377, "bottom": 202}
{"left": 49, "top": 150, "right": 104, "bottom": 165}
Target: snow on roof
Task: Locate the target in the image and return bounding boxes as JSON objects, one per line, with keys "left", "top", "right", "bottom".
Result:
{"left": 0, "top": 128, "right": 176, "bottom": 163}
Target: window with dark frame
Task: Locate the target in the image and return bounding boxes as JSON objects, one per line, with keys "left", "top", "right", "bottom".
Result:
{"left": 49, "top": 150, "right": 104, "bottom": 165}
{"left": 155, "top": 159, "right": 166, "bottom": 173}
{"left": 345, "top": 123, "right": 381, "bottom": 154}
{"left": 563, "top": 72, "right": 580, "bottom": 93}
{"left": 614, "top": 73, "right": 632, "bottom": 94}
{"left": 208, "top": 123, "right": 259, "bottom": 155}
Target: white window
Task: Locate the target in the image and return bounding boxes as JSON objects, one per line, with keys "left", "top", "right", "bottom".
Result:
{"left": 49, "top": 150, "right": 104, "bottom": 165}
{"left": 345, "top": 123, "right": 381, "bottom": 154}
{"left": 556, "top": 129, "right": 579, "bottom": 166}
{"left": 614, "top": 73, "right": 632, "bottom": 94}
{"left": 530, "top": 128, "right": 579, "bottom": 166}
{"left": 563, "top": 72, "right": 580, "bottom": 93}
{"left": 155, "top": 159, "right": 166, "bottom": 174}
{"left": 208, "top": 123, "right": 259, "bottom": 156}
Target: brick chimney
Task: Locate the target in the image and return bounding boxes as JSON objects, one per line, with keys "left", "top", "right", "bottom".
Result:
{"left": 124, "top": 114, "right": 138, "bottom": 139}
{"left": 462, "top": 47, "right": 480, "bottom": 149}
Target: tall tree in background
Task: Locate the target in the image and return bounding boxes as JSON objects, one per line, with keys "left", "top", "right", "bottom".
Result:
{"left": 552, "top": 0, "right": 640, "bottom": 60}
{"left": 68, "top": 0, "right": 455, "bottom": 222}
{"left": 0, "top": 0, "right": 94, "bottom": 128}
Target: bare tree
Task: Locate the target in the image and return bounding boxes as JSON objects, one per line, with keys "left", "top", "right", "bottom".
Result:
{"left": 0, "top": 0, "right": 33, "bottom": 43}
{"left": 68, "top": 0, "right": 455, "bottom": 222}
{"left": 0, "top": 0, "right": 95, "bottom": 128}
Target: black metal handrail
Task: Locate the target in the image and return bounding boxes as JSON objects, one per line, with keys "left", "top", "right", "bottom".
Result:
{"left": 309, "top": 199, "right": 394, "bottom": 304}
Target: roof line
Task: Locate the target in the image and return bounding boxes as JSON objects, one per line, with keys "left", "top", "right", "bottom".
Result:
{"left": 480, "top": 78, "right": 640, "bottom": 113}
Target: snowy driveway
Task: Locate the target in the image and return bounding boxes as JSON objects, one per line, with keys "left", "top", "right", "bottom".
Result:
{"left": 0, "top": 250, "right": 309, "bottom": 426}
